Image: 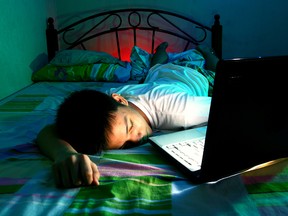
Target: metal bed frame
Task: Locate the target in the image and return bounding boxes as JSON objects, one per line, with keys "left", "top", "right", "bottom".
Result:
{"left": 46, "top": 9, "right": 222, "bottom": 61}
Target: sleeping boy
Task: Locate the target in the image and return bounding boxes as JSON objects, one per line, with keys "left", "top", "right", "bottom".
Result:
{"left": 36, "top": 45, "right": 219, "bottom": 188}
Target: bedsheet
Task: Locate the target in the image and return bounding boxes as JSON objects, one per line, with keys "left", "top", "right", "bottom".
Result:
{"left": 0, "top": 82, "right": 287, "bottom": 215}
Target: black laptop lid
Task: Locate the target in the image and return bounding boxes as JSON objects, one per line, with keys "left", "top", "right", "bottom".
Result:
{"left": 200, "top": 55, "right": 288, "bottom": 181}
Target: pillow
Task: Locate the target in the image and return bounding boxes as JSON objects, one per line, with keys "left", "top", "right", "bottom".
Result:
{"left": 50, "top": 49, "right": 125, "bottom": 67}
{"left": 32, "top": 62, "right": 131, "bottom": 83}
{"left": 91, "top": 62, "right": 131, "bottom": 82}
{"left": 130, "top": 46, "right": 152, "bottom": 81}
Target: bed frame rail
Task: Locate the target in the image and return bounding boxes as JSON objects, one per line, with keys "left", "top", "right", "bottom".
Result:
{"left": 46, "top": 9, "right": 222, "bottom": 61}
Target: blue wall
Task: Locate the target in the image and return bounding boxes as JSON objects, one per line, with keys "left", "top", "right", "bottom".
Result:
{"left": 0, "top": 0, "right": 53, "bottom": 100}
{"left": 55, "top": 0, "right": 288, "bottom": 59}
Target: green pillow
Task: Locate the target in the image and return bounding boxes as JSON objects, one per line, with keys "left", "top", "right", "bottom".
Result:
{"left": 50, "top": 49, "right": 125, "bottom": 66}
{"left": 32, "top": 62, "right": 131, "bottom": 83}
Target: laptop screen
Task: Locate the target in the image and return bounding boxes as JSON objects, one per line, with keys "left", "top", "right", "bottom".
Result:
{"left": 201, "top": 55, "right": 288, "bottom": 180}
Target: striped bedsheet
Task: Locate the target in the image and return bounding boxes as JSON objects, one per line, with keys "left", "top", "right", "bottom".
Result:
{"left": 0, "top": 81, "right": 287, "bottom": 215}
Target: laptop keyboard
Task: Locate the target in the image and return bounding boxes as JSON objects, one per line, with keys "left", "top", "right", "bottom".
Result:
{"left": 163, "top": 138, "right": 205, "bottom": 171}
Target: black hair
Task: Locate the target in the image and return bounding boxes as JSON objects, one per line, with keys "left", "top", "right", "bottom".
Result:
{"left": 55, "top": 89, "right": 123, "bottom": 154}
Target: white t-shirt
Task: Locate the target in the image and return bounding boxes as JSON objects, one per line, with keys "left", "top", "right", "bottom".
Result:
{"left": 107, "top": 63, "right": 211, "bottom": 130}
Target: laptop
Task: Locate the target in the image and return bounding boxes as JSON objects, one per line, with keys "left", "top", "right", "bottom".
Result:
{"left": 148, "top": 55, "right": 288, "bottom": 183}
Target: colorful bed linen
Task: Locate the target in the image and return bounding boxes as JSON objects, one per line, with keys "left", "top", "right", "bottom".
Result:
{"left": 0, "top": 82, "right": 287, "bottom": 215}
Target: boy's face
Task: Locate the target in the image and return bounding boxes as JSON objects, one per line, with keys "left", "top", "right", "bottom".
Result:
{"left": 106, "top": 105, "right": 152, "bottom": 149}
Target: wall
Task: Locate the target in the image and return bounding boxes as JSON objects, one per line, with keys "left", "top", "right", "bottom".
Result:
{"left": 54, "top": 0, "right": 288, "bottom": 59}
{"left": 0, "top": 0, "right": 52, "bottom": 100}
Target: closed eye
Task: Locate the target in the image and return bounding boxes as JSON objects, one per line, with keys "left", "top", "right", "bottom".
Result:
{"left": 129, "top": 120, "right": 133, "bottom": 133}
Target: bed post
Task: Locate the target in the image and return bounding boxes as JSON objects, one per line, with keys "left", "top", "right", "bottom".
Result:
{"left": 46, "top": 17, "right": 59, "bottom": 61}
{"left": 212, "top": 14, "right": 222, "bottom": 59}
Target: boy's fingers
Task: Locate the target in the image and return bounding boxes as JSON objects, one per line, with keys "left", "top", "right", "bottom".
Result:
{"left": 91, "top": 162, "right": 100, "bottom": 186}
{"left": 68, "top": 155, "right": 81, "bottom": 186}
{"left": 53, "top": 163, "right": 71, "bottom": 188}
{"left": 80, "top": 154, "right": 94, "bottom": 185}
{"left": 62, "top": 166, "right": 72, "bottom": 188}
{"left": 53, "top": 154, "right": 100, "bottom": 188}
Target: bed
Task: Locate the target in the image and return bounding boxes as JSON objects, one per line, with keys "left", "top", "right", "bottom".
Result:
{"left": 0, "top": 8, "right": 288, "bottom": 216}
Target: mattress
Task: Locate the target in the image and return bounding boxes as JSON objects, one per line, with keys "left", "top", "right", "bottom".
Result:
{"left": 0, "top": 81, "right": 287, "bottom": 215}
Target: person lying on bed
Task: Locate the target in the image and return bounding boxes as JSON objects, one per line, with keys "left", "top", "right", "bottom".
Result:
{"left": 36, "top": 45, "right": 219, "bottom": 188}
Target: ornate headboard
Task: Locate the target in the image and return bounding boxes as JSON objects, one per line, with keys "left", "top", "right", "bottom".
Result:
{"left": 46, "top": 9, "right": 222, "bottom": 61}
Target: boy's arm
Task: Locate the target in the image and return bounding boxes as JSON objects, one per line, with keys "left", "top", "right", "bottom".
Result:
{"left": 36, "top": 124, "right": 100, "bottom": 188}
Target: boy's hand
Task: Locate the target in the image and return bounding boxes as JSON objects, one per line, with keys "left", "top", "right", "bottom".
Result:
{"left": 52, "top": 153, "right": 100, "bottom": 188}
